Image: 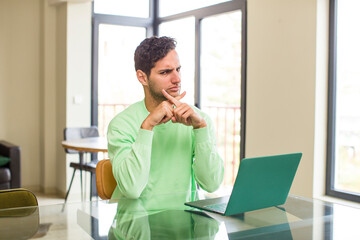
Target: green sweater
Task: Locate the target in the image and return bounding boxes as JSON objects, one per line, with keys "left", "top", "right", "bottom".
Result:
{"left": 107, "top": 100, "right": 224, "bottom": 199}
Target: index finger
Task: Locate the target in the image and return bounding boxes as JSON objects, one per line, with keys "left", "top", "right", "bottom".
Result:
{"left": 162, "top": 89, "right": 186, "bottom": 107}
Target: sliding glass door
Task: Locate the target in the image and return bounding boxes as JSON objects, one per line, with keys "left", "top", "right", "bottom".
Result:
{"left": 327, "top": 0, "right": 360, "bottom": 202}
{"left": 92, "top": 0, "right": 247, "bottom": 191}
{"left": 200, "top": 11, "right": 242, "bottom": 188}
{"left": 97, "top": 25, "right": 146, "bottom": 136}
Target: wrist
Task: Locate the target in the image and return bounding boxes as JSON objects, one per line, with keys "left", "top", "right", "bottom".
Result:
{"left": 193, "top": 120, "right": 207, "bottom": 129}
{"left": 141, "top": 119, "right": 154, "bottom": 131}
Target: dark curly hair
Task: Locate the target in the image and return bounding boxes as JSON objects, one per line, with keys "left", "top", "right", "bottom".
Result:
{"left": 134, "top": 36, "right": 177, "bottom": 77}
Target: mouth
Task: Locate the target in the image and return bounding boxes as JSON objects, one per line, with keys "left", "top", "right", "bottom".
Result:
{"left": 168, "top": 86, "right": 180, "bottom": 92}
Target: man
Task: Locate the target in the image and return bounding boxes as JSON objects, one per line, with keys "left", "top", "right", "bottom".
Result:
{"left": 107, "top": 36, "right": 224, "bottom": 199}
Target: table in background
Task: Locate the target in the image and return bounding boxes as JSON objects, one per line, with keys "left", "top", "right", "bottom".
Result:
{"left": 62, "top": 137, "right": 108, "bottom": 153}
{"left": 62, "top": 137, "right": 108, "bottom": 200}
{"left": 2, "top": 192, "right": 360, "bottom": 239}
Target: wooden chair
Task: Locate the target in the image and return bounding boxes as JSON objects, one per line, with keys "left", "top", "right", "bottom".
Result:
{"left": 95, "top": 159, "right": 116, "bottom": 200}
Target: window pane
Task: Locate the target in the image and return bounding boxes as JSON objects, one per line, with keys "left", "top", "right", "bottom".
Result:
{"left": 159, "top": 17, "right": 195, "bottom": 105}
{"left": 200, "top": 11, "right": 242, "bottom": 189}
{"left": 98, "top": 24, "right": 146, "bottom": 136}
{"left": 94, "top": 0, "right": 149, "bottom": 18}
{"left": 334, "top": 0, "right": 360, "bottom": 195}
{"left": 159, "top": 0, "right": 230, "bottom": 17}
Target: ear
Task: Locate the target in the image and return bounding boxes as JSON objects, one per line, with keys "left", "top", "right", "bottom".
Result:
{"left": 136, "top": 70, "right": 148, "bottom": 86}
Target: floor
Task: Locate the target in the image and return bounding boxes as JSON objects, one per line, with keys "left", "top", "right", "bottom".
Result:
{"left": 35, "top": 191, "right": 100, "bottom": 206}
{"left": 28, "top": 192, "right": 98, "bottom": 240}
{"left": 35, "top": 192, "right": 66, "bottom": 206}
{"left": 35, "top": 192, "right": 102, "bottom": 206}
{"left": 35, "top": 170, "right": 96, "bottom": 206}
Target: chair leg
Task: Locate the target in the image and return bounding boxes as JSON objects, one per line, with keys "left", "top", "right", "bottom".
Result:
{"left": 90, "top": 172, "right": 97, "bottom": 201}
{"left": 64, "top": 168, "right": 76, "bottom": 204}
{"left": 78, "top": 152, "right": 84, "bottom": 202}
{"left": 79, "top": 169, "right": 83, "bottom": 202}
{"left": 90, "top": 173, "right": 93, "bottom": 201}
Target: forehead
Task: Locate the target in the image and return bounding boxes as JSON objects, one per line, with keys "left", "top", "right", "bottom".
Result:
{"left": 153, "top": 49, "right": 180, "bottom": 69}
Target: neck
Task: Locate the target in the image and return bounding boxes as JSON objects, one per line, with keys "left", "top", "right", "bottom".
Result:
{"left": 144, "top": 90, "right": 162, "bottom": 113}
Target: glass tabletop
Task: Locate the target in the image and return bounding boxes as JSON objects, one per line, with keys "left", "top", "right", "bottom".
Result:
{"left": 1, "top": 192, "right": 360, "bottom": 239}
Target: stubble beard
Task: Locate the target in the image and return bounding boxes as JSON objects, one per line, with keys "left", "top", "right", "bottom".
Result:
{"left": 148, "top": 79, "right": 168, "bottom": 103}
{"left": 147, "top": 78, "right": 181, "bottom": 104}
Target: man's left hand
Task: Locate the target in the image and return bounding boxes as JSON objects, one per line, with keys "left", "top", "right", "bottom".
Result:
{"left": 162, "top": 89, "right": 207, "bottom": 129}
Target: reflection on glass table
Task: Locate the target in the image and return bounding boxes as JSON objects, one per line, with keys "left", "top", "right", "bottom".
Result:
{"left": 1, "top": 191, "right": 360, "bottom": 239}
{"left": 0, "top": 207, "right": 39, "bottom": 240}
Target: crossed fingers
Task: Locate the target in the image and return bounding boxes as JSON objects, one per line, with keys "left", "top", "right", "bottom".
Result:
{"left": 162, "top": 89, "right": 195, "bottom": 125}
{"left": 162, "top": 89, "right": 207, "bottom": 128}
{"left": 162, "top": 89, "right": 186, "bottom": 107}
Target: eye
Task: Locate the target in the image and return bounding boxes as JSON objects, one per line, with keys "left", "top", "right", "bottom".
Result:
{"left": 160, "top": 70, "right": 171, "bottom": 75}
{"left": 176, "top": 67, "right": 181, "bottom": 72}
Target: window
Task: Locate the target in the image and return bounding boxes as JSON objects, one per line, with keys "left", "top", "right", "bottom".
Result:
{"left": 92, "top": 0, "right": 247, "bottom": 190}
{"left": 159, "top": 17, "right": 195, "bottom": 104}
{"left": 159, "top": 0, "right": 231, "bottom": 17}
{"left": 97, "top": 25, "right": 146, "bottom": 135}
{"left": 327, "top": 0, "right": 360, "bottom": 202}
{"left": 200, "top": 11, "right": 242, "bottom": 187}
{"left": 91, "top": 5, "right": 151, "bottom": 133}
{"left": 157, "top": 6, "right": 245, "bottom": 190}
{"left": 94, "top": 0, "right": 149, "bottom": 18}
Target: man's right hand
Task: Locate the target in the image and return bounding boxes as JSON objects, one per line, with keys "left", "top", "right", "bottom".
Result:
{"left": 141, "top": 91, "right": 186, "bottom": 131}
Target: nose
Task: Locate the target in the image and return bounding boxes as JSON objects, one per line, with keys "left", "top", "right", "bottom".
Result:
{"left": 171, "top": 70, "right": 181, "bottom": 84}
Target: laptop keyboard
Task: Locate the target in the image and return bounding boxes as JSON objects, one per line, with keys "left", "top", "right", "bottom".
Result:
{"left": 204, "top": 203, "right": 227, "bottom": 213}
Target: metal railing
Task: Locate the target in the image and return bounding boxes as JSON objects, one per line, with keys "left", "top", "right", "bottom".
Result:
{"left": 98, "top": 103, "right": 241, "bottom": 186}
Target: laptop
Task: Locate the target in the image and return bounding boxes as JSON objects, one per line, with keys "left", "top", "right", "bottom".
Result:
{"left": 185, "top": 153, "right": 302, "bottom": 216}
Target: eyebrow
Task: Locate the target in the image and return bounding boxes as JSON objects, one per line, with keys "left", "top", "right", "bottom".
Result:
{"left": 157, "top": 66, "right": 181, "bottom": 73}
{"left": 158, "top": 68, "right": 173, "bottom": 73}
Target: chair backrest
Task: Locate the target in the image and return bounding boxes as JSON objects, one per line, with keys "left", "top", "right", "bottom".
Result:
{"left": 96, "top": 159, "right": 116, "bottom": 200}
{"left": 63, "top": 126, "right": 99, "bottom": 154}
{"left": 0, "top": 188, "right": 38, "bottom": 210}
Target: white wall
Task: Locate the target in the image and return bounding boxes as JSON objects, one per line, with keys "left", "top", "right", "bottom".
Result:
{"left": 0, "top": 0, "right": 92, "bottom": 195}
{"left": 246, "top": 0, "right": 328, "bottom": 198}
{"left": 64, "top": 2, "right": 92, "bottom": 197}
{"left": 313, "top": 0, "right": 329, "bottom": 200}
{"left": 66, "top": 2, "right": 92, "bottom": 128}
{"left": 53, "top": 1, "right": 93, "bottom": 196}
{"left": 40, "top": 0, "right": 57, "bottom": 193}
{"left": 0, "top": 0, "right": 42, "bottom": 188}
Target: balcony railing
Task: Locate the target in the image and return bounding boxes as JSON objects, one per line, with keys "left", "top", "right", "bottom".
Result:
{"left": 98, "top": 103, "right": 241, "bottom": 186}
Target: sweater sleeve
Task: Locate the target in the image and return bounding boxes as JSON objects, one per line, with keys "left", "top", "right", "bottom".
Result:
{"left": 192, "top": 115, "right": 224, "bottom": 192}
{"left": 107, "top": 124, "right": 154, "bottom": 199}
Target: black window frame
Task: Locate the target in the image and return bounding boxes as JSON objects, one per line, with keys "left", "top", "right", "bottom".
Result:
{"left": 91, "top": 0, "right": 247, "bottom": 160}
{"left": 326, "top": 0, "right": 360, "bottom": 202}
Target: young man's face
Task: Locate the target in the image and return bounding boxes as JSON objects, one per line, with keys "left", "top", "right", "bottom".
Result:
{"left": 147, "top": 49, "right": 181, "bottom": 102}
